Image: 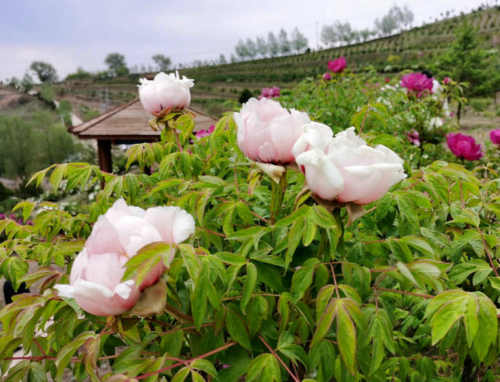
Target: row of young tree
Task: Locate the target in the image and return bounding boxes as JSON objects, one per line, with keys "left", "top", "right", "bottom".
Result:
{"left": 321, "top": 5, "right": 414, "bottom": 47}
{"left": 232, "top": 27, "right": 309, "bottom": 61}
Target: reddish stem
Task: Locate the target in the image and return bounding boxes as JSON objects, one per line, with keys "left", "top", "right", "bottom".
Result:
{"left": 258, "top": 335, "right": 300, "bottom": 382}
{"left": 135, "top": 342, "right": 236, "bottom": 380}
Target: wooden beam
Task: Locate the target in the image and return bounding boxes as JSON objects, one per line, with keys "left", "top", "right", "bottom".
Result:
{"left": 97, "top": 140, "right": 112, "bottom": 173}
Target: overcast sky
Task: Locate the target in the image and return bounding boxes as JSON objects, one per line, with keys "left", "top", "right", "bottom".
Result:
{"left": 1, "top": 0, "right": 494, "bottom": 81}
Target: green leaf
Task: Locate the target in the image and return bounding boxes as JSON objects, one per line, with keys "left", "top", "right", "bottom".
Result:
{"left": 247, "top": 353, "right": 281, "bottom": 382}
{"left": 400, "top": 236, "right": 435, "bottom": 258}
{"left": 430, "top": 296, "right": 467, "bottom": 345}
{"left": 336, "top": 301, "right": 357, "bottom": 375}
{"left": 122, "top": 242, "right": 173, "bottom": 287}
{"left": 274, "top": 205, "right": 310, "bottom": 227}
{"left": 286, "top": 217, "right": 305, "bottom": 268}
{"left": 472, "top": 293, "right": 498, "bottom": 362}
{"left": 55, "top": 331, "right": 95, "bottom": 381}
{"left": 191, "top": 359, "right": 217, "bottom": 377}
{"left": 291, "top": 258, "right": 319, "bottom": 302}
{"left": 171, "top": 367, "right": 190, "bottom": 382}
{"left": 311, "top": 298, "right": 337, "bottom": 348}
{"left": 463, "top": 296, "right": 479, "bottom": 348}
{"left": 226, "top": 306, "right": 251, "bottom": 351}
{"left": 192, "top": 269, "right": 209, "bottom": 329}
{"left": 241, "top": 262, "right": 258, "bottom": 314}
{"left": 449, "top": 204, "right": 480, "bottom": 227}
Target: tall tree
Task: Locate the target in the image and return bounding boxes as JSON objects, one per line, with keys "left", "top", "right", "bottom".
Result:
{"left": 278, "top": 29, "right": 291, "bottom": 55}
{"left": 256, "top": 36, "right": 268, "bottom": 57}
{"left": 152, "top": 54, "right": 172, "bottom": 72}
{"left": 321, "top": 25, "right": 338, "bottom": 47}
{"left": 245, "top": 38, "right": 258, "bottom": 58}
{"left": 29, "top": 61, "right": 58, "bottom": 83}
{"left": 218, "top": 54, "right": 227, "bottom": 65}
{"left": 235, "top": 39, "right": 249, "bottom": 59}
{"left": 435, "top": 22, "right": 500, "bottom": 118}
{"left": 291, "top": 27, "right": 308, "bottom": 53}
{"left": 105, "top": 53, "right": 129, "bottom": 76}
{"left": 267, "top": 32, "right": 280, "bottom": 57}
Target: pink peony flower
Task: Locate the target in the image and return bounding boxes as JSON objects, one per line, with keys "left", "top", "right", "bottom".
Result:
{"left": 443, "top": 77, "right": 451, "bottom": 85}
{"left": 327, "top": 57, "right": 347, "bottom": 73}
{"left": 323, "top": 73, "right": 332, "bottom": 81}
{"left": 55, "top": 199, "right": 195, "bottom": 316}
{"left": 195, "top": 124, "right": 215, "bottom": 139}
{"left": 138, "top": 72, "right": 194, "bottom": 116}
{"left": 294, "top": 127, "right": 406, "bottom": 204}
{"left": 234, "top": 98, "right": 310, "bottom": 164}
{"left": 490, "top": 129, "right": 500, "bottom": 145}
{"left": 400, "top": 73, "right": 433, "bottom": 98}
{"left": 407, "top": 129, "right": 420, "bottom": 146}
{"left": 385, "top": 77, "right": 391, "bottom": 83}
{"left": 446, "top": 133, "right": 483, "bottom": 161}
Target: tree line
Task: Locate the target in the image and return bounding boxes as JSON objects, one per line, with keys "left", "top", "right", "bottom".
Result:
{"left": 231, "top": 27, "right": 309, "bottom": 61}
{"left": 321, "top": 5, "right": 414, "bottom": 47}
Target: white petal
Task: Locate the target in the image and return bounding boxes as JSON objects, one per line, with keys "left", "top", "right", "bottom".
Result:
{"left": 114, "top": 280, "right": 136, "bottom": 299}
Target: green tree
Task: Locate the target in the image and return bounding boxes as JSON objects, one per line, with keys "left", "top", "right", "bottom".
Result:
{"left": 291, "top": 27, "right": 308, "bottom": 53}
{"left": 436, "top": 22, "right": 499, "bottom": 96}
{"left": 105, "top": 53, "right": 129, "bottom": 77}
{"left": 435, "top": 22, "right": 500, "bottom": 119}
{"left": 278, "top": 29, "right": 291, "bottom": 55}
{"left": 152, "top": 54, "right": 172, "bottom": 72}
{"left": 29, "top": 61, "right": 58, "bottom": 83}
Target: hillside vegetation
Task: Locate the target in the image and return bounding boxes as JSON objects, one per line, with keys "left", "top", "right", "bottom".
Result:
{"left": 55, "top": 6, "right": 500, "bottom": 112}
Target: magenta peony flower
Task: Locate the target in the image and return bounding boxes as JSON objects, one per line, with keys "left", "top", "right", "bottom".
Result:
{"left": 323, "top": 73, "right": 332, "bottom": 81}
{"left": 443, "top": 77, "right": 451, "bottom": 85}
{"left": 327, "top": 57, "right": 347, "bottom": 73}
{"left": 234, "top": 98, "right": 310, "bottom": 164}
{"left": 260, "top": 87, "right": 280, "bottom": 99}
{"left": 490, "top": 129, "right": 500, "bottom": 145}
{"left": 195, "top": 124, "right": 215, "bottom": 139}
{"left": 400, "top": 73, "right": 433, "bottom": 98}
{"left": 55, "top": 199, "right": 195, "bottom": 316}
{"left": 446, "top": 133, "right": 483, "bottom": 161}
{"left": 407, "top": 129, "right": 420, "bottom": 146}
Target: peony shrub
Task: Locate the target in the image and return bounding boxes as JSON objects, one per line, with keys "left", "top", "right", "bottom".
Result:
{"left": 0, "top": 70, "right": 498, "bottom": 381}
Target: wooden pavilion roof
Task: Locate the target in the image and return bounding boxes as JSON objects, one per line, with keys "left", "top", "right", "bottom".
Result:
{"left": 69, "top": 99, "right": 215, "bottom": 141}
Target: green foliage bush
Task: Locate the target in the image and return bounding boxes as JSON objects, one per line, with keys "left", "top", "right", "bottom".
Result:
{"left": 0, "top": 112, "right": 92, "bottom": 180}
{"left": 0, "top": 72, "right": 498, "bottom": 381}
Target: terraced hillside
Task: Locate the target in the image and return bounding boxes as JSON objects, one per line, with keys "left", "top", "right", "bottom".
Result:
{"left": 57, "top": 6, "right": 500, "bottom": 115}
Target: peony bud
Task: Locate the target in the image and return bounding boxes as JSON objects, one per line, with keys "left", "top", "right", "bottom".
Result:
{"left": 323, "top": 73, "right": 332, "bottom": 81}
{"left": 138, "top": 71, "right": 194, "bottom": 116}
{"left": 55, "top": 199, "right": 195, "bottom": 316}
{"left": 407, "top": 129, "right": 420, "bottom": 146}
{"left": 234, "top": 98, "right": 310, "bottom": 164}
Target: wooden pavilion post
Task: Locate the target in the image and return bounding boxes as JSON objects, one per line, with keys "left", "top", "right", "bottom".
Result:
{"left": 97, "top": 140, "right": 112, "bottom": 173}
